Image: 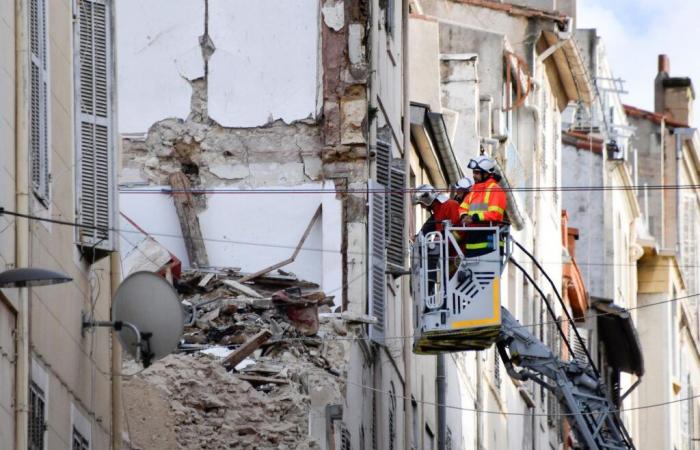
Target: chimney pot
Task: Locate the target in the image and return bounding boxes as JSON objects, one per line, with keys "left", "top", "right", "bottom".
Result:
{"left": 658, "top": 54, "right": 670, "bottom": 74}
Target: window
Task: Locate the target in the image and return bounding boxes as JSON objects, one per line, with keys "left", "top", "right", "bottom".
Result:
{"left": 368, "top": 179, "right": 387, "bottom": 344}
{"left": 72, "top": 428, "right": 90, "bottom": 450}
{"left": 28, "top": 382, "right": 45, "bottom": 450}
{"left": 75, "top": 0, "right": 114, "bottom": 252}
{"left": 29, "top": 0, "right": 50, "bottom": 204}
{"left": 376, "top": 138, "right": 406, "bottom": 269}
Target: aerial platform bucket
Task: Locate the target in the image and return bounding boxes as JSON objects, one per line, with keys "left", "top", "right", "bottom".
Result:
{"left": 412, "top": 225, "right": 510, "bottom": 354}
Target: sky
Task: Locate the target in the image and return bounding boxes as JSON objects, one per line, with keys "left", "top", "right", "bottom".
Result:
{"left": 577, "top": 0, "right": 700, "bottom": 119}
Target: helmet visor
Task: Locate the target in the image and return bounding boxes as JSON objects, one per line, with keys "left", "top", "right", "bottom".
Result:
{"left": 468, "top": 159, "right": 483, "bottom": 171}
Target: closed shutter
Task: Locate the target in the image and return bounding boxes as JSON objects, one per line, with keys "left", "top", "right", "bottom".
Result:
{"left": 76, "top": 0, "right": 113, "bottom": 250}
{"left": 570, "top": 326, "right": 590, "bottom": 366}
{"left": 387, "top": 161, "right": 405, "bottom": 268}
{"left": 29, "top": 0, "right": 49, "bottom": 203}
{"left": 368, "top": 180, "right": 387, "bottom": 344}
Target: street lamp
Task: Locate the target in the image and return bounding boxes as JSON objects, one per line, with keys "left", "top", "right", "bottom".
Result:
{"left": 0, "top": 267, "right": 72, "bottom": 288}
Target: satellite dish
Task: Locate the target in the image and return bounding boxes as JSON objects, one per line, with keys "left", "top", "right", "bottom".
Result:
{"left": 112, "top": 271, "right": 183, "bottom": 366}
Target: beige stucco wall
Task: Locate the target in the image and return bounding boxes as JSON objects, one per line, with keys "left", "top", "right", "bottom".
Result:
{"left": 0, "top": 0, "right": 116, "bottom": 448}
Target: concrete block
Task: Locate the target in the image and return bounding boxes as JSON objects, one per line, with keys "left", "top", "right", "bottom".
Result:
{"left": 340, "top": 97, "right": 366, "bottom": 144}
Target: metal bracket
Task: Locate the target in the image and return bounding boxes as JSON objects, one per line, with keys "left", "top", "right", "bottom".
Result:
{"left": 81, "top": 312, "right": 151, "bottom": 366}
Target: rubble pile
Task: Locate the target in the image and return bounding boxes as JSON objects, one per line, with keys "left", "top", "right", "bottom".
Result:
{"left": 122, "top": 269, "right": 353, "bottom": 450}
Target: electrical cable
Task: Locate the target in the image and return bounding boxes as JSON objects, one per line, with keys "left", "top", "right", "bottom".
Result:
{"left": 5, "top": 207, "right": 700, "bottom": 271}
{"left": 509, "top": 257, "right": 578, "bottom": 366}
{"left": 117, "top": 183, "right": 700, "bottom": 195}
{"left": 511, "top": 238, "right": 600, "bottom": 377}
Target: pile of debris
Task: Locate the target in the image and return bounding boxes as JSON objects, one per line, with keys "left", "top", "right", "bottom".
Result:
{"left": 121, "top": 269, "right": 362, "bottom": 450}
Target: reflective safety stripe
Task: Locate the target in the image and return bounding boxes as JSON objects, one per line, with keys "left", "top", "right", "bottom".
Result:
{"left": 466, "top": 242, "right": 489, "bottom": 249}
{"left": 474, "top": 211, "right": 485, "bottom": 220}
{"left": 488, "top": 205, "right": 505, "bottom": 214}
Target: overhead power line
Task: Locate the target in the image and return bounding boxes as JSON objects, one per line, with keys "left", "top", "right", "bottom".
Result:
{"left": 118, "top": 183, "right": 700, "bottom": 195}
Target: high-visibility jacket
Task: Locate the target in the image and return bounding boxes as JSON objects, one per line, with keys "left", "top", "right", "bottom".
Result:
{"left": 459, "top": 178, "right": 506, "bottom": 223}
{"left": 458, "top": 178, "right": 507, "bottom": 253}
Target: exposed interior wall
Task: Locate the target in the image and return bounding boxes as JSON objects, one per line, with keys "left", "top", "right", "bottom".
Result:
{"left": 119, "top": 183, "right": 343, "bottom": 300}
{"left": 116, "top": 0, "right": 320, "bottom": 133}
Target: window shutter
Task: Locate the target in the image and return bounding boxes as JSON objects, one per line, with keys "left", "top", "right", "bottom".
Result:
{"left": 570, "top": 326, "right": 590, "bottom": 367}
{"left": 368, "top": 180, "right": 387, "bottom": 344}
{"left": 76, "top": 0, "right": 113, "bottom": 251}
{"left": 29, "top": 0, "right": 49, "bottom": 203}
{"left": 387, "top": 161, "right": 405, "bottom": 268}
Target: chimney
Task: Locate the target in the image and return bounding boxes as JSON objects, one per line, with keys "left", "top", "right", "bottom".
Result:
{"left": 654, "top": 54, "right": 670, "bottom": 114}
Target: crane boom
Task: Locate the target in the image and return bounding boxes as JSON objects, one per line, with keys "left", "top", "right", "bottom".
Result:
{"left": 497, "top": 308, "right": 635, "bottom": 449}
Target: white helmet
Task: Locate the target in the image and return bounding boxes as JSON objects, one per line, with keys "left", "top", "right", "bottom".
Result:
{"left": 467, "top": 155, "right": 497, "bottom": 174}
{"left": 454, "top": 177, "right": 474, "bottom": 191}
{"left": 412, "top": 184, "right": 449, "bottom": 206}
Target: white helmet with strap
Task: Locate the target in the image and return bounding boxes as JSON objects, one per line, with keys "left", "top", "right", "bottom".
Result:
{"left": 467, "top": 155, "right": 497, "bottom": 174}
{"left": 454, "top": 177, "right": 474, "bottom": 191}
{"left": 412, "top": 184, "right": 448, "bottom": 206}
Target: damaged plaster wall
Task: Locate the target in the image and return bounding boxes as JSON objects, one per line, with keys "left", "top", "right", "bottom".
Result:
{"left": 119, "top": 183, "right": 342, "bottom": 298}
{"left": 117, "top": 0, "right": 320, "bottom": 132}
{"left": 118, "top": 0, "right": 371, "bottom": 304}
{"left": 208, "top": 0, "right": 320, "bottom": 126}
{"left": 116, "top": 0, "right": 205, "bottom": 133}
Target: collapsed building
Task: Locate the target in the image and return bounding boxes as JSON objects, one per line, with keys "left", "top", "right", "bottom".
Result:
{"left": 120, "top": 266, "right": 358, "bottom": 449}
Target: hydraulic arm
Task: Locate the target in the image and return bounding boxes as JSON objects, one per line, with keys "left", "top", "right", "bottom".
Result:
{"left": 497, "top": 308, "right": 635, "bottom": 450}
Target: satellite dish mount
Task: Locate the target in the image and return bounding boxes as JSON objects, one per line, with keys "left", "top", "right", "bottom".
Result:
{"left": 81, "top": 271, "right": 184, "bottom": 369}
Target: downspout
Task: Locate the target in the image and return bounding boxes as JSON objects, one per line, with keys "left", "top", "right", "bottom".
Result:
{"left": 401, "top": 0, "right": 413, "bottom": 448}
{"left": 14, "top": 0, "right": 30, "bottom": 448}
{"left": 436, "top": 354, "right": 446, "bottom": 450}
{"left": 110, "top": 253, "right": 122, "bottom": 449}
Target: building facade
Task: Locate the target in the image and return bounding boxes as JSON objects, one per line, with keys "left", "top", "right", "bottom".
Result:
{"left": 1, "top": 0, "right": 120, "bottom": 449}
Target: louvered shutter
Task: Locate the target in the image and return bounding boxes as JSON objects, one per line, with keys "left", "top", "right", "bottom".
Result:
{"left": 387, "top": 161, "right": 405, "bottom": 268}
{"left": 570, "top": 326, "right": 590, "bottom": 366}
{"left": 29, "top": 0, "right": 49, "bottom": 203}
{"left": 76, "top": 0, "right": 113, "bottom": 250}
{"left": 368, "top": 180, "right": 387, "bottom": 344}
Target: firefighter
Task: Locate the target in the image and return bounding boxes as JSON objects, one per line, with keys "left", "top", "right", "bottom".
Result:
{"left": 458, "top": 155, "right": 507, "bottom": 255}
{"left": 413, "top": 184, "right": 461, "bottom": 304}
{"left": 452, "top": 177, "right": 474, "bottom": 204}
{"left": 412, "top": 184, "right": 461, "bottom": 234}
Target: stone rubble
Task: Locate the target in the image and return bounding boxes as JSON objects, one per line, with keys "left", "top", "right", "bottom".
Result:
{"left": 122, "top": 269, "right": 354, "bottom": 450}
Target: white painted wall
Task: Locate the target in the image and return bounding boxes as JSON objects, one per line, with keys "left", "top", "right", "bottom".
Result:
{"left": 117, "top": 0, "right": 320, "bottom": 132}
{"left": 116, "top": 0, "right": 204, "bottom": 133}
{"left": 119, "top": 183, "right": 342, "bottom": 302}
{"left": 207, "top": 0, "right": 319, "bottom": 127}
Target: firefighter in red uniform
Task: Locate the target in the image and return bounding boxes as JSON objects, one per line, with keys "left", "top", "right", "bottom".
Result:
{"left": 459, "top": 155, "right": 507, "bottom": 256}
{"left": 412, "top": 184, "right": 461, "bottom": 234}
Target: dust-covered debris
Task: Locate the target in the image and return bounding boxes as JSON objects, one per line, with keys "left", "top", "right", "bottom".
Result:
{"left": 122, "top": 269, "right": 355, "bottom": 450}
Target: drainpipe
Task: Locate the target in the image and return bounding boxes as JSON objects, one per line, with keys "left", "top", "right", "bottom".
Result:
{"left": 401, "top": 0, "right": 413, "bottom": 448}
{"left": 436, "top": 354, "right": 446, "bottom": 450}
{"left": 673, "top": 128, "right": 696, "bottom": 255}
{"left": 110, "top": 252, "right": 122, "bottom": 449}
{"left": 15, "top": 0, "right": 30, "bottom": 448}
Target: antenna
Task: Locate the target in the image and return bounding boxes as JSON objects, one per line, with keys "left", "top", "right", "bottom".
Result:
{"left": 82, "top": 271, "right": 184, "bottom": 368}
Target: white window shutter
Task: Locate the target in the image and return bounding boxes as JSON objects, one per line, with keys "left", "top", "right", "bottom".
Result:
{"left": 368, "top": 180, "right": 387, "bottom": 344}
{"left": 29, "top": 0, "right": 49, "bottom": 203}
{"left": 76, "top": 0, "right": 113, "bottom": 251}
{"left": 387, "top": 161, "right": 405, "bottom": 268}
